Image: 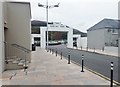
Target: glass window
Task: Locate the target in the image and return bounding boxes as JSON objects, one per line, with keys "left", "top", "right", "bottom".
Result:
{"left": 34, "top": 37, "right": 41, "bottom": 46}
{"left": 31, "top": 27, "right": 40, "bottom": 34}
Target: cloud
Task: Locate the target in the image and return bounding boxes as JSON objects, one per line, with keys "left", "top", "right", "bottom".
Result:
{"left": 4, "top": 0, "right": 119, "bottom": 32}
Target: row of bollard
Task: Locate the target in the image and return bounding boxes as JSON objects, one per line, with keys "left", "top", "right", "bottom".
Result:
{"left": 48, "top": 48, "right": 84, "bottom": 71}
{"left": 46, "top": 48, "right": 114, "bottom": 87}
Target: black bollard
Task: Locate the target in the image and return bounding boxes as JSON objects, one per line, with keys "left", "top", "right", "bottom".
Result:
{"left": 61, "top": 52, "right": 62, "bottom": 60}
{"left": 56, "top": 50, "right": 57, "bottom": 57}
{"left": 110, "top": 62, "right": 113, "bottom": 87}
{"left": 68, "top": 54, "right": 70, "bottom": 64}
{"left": 81, "top": 54, "right": 84, "bottom": 72}
{"left": 47, "top": 48, "right": 49, "bottom": 52}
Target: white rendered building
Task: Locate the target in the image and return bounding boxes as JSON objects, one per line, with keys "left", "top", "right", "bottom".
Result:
{"left": 31, "top": 21, "right": 73, "bottom": 48}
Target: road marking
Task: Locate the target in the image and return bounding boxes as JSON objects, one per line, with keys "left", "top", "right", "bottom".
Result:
{"left": 49, "top": 48, "right": 120, "bottom": 86}
{"left": 71, "top": 60, "right": 120, "bottom": 86}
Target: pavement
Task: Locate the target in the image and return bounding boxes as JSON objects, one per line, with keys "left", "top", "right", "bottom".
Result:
{"left": 1, "top": 48, "right": 112, "bottom": 85}
{"left": 72, "top": 47, "right": 118, "bottom": 57}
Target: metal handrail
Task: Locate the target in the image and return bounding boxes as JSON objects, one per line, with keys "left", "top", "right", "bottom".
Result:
{"left": 11, "top": 44, "right": 31, "bottom": 53}
{"left": 11, "top": 43, "right": 31, "bottom": 73}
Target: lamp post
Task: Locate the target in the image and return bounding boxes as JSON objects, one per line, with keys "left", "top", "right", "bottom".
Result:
{"left": 38, "top": 0, "right": 59, "bottom": 49}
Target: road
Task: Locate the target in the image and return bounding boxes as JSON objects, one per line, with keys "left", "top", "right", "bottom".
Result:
{"left": 48, "top": 45, "right": 119, "bottom": 83}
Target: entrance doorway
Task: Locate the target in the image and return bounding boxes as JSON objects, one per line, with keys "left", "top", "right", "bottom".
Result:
{"left": 34, "top": 37, "right": 41, "bottom": 47}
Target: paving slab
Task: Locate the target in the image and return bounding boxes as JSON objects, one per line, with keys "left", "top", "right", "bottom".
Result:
{"left": 2, "top": 48, "right": 112, "bottom": 85}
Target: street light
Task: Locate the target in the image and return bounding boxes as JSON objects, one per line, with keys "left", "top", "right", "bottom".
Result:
{"left": 38, "top": 0, "right": 59, "bottom": 49}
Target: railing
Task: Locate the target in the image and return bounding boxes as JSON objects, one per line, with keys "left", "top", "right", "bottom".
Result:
{"left": 4, "top": 41, "right": 18, "bottom": 60}
{"left": 4, "top": 42, "right": 31, "bottom": 71}
{"left": 11, "top": 44, "right": 31, "bottom": 71}
{"left": 11, "top": 44, "right": 31, "bottom": 53}
{"left": 4, "top": 42, "right": 31, "bottom": 58}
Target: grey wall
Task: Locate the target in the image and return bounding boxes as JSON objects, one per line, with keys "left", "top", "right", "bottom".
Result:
{"left": 87, "top": 29, "right": 105, "bottom": 49}
{"left": 118, "top": 2, "right": 120, "bottom": 84}
{"left": 0, "top": 1, "right": 5, "bottom": 72}
{"left": 104, "top": 28, "right": 118, "bottom": 46}
{"left": 5, "top": 2, "right": 31, "bottom": 61}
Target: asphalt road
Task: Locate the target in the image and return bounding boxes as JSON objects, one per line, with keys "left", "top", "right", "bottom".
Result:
{"left": 48, "top": 45, "right": 119, "bottom": 83}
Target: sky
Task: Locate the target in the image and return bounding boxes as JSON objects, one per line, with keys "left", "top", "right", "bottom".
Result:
{"left": 4, "top": 0, "right": 120, "bottom": 32}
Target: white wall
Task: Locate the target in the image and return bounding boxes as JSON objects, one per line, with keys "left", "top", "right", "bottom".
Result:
{"left": 87, "top": 29, "right": 105, "bottom": 49}
{"left": 41, "top": 27, "right": 46, "bottom": 48}
{"left": 80, "top": 37, "right": 87, "bottom": 48}
{"left": 67, "top": 28, "right": 73, "bottom": 48}
{"left": 0, "top": 1, "right": 5, "bottom": 72}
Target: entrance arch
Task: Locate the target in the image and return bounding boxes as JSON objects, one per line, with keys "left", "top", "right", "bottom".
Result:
{"left": 41, "top": 23, "right": 73, "bottom": 48}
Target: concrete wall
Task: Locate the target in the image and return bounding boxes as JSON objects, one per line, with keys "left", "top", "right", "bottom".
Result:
{"left": 80, "top": 37, "right": 87, "bottom": 48}
{"left": 0, "top": 1, "right": 5, "bottom": 72}
{"left": 104, "top": 29, "right": 118, "bottom": 46}
{"left": 5, "top": 2, "right": 31, "bottom": 61}
{"left": 118, "top": 1, "right": 120, "bottom": 57}
{"left": 111, "top": 34, "right": 118, "bottom": 45}
{"left": 104, "top": 29, "right": 112, "bottom": 45}
{"left": 87, "top": 29, "right": 105, "bottom": 49}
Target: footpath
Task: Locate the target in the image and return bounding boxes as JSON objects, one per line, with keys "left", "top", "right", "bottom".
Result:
{"left": 72, "top": 47, "right": 118, "bottom": 57}
{"left": 2, "top": 48, "right": 111, "bottom": 85}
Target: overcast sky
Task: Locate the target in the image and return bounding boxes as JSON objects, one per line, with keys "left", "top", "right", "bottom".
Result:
{"left": 5, "top": 0, "right": 120, "bottom": 32}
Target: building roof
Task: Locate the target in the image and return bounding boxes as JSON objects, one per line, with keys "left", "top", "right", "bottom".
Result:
{"left": 31, "top": 20, "right": 47, "bottom": 27}
{"left": 87, "top": 18, "right": 120, "bottom": 31}
{"left": 31, "top": 20, "right": 87, "bottom": 37}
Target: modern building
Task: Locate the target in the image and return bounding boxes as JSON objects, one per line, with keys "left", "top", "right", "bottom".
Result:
{"left": 87, "top": 18, "right": 119, "bottom": 50}
{"left": 31, "top": 20, "right": 86, "bottom": 48}
{"left": 0, "top": 1, "right": 31, "bottom": 72}
{"left": 31, "top": 20, "right": 73, "bottom": 48}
